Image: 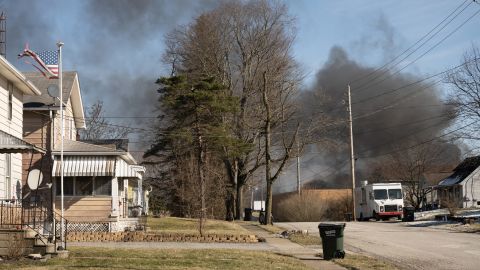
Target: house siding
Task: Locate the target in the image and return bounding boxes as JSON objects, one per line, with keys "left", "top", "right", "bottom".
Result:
{"left": 52, "top": 99, "right": 77, "bottom": 148}
{"left": 55, "top": 197, "right": 112, "bottom": 221}
{"left": 0, "top": 74, "right": 24, "bottom": 199}
{"left": 22, "top": 111, "right": 52, "bottom": 187}
{"left": 462, "top": 167, "right": 480, "bottom": 208}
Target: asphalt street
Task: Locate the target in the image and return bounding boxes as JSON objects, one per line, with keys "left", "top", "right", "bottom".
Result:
{"left": 278, "top": 221, "right": 480, "bottom": 270}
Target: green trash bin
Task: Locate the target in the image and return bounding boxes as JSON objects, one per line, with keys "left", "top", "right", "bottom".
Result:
{"left": 318, "top": 223, "right": 346, "bottom": 260}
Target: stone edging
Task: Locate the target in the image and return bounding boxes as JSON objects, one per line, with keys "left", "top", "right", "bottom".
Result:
{"left": 66, "top": 231, "right": 259, "bottom": 243}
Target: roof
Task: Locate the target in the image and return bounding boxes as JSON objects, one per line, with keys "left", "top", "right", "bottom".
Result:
{"left": 437, "top": 156, "right": 480, "bottom": 187}
{"left": 0, "top": 56, "right": 41, "bottom": 95}
{"left": 422, "top": 172, "right": 453, "bottom": 186}
{"left": 23, "top": 71, "right": 76, "bottom": 106}
{"left": 23, "top": 71, "right": 86, "bottom": 129}
{"left": 80, "top": 139, "right": 129, "bottom": 152}
{"left": 0, "top": 129, "right": 45, "bottom": 153}
{"left": 52, "top": 139, "right": 125, "bottom": 155}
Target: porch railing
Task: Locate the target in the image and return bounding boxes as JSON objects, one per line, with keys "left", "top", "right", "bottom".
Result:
{"left": 0, "top": 199, "right": 68, "bottom": 249}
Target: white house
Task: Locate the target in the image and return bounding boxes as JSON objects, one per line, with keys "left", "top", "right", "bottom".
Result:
{"left": 0, "top": 56, "right": 42, "bottom": 201}
{"left": 435, "top": 156, "right": 480, "bottom": 208}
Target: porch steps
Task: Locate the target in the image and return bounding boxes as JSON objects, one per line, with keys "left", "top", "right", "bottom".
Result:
{"left": 0, "top": 229, "right": 59, "bottom": 257}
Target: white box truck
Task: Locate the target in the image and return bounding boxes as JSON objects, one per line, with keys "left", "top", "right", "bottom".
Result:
{"left": 355, "top": 181, "right": 404, "bottom": 221}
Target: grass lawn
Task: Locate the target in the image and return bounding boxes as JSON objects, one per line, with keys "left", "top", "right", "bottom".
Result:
{"left": 0, "top": 247, "right": 310, "bottom": 270}
{"left": 288, "top": 234, "right": 321, "bottom": 246}
{"left": 333, "top": 254, "right": 399, "bottom": 270}
{"left": 147, "top": 217, "right": 250, "bottom": 235}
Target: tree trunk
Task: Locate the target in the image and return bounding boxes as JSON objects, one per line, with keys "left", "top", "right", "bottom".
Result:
{"left": 236, "top": 182, "right": 243, "bottom": 220}
{"left": 196, "top": 132, "right": 206, "bottom": 236}
{"left": 262, "top": 72, "right": 273, "bottom": 225}
{"left": 225, "top": 185, "right": 235, "bottom": 221}
{"left": 265, "top": 180, "right": 273, "bottom": 225}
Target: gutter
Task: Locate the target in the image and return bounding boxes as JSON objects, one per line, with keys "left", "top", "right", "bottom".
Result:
{"left": 52, "top": 151, "right": 125, "bottom": 156}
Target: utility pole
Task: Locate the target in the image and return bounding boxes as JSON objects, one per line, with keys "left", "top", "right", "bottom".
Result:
{"left": 296, "top": 138, "right": 301, "bottom": 195}
{"left": 347, "top": 85, "right": 356, "bottom": 221}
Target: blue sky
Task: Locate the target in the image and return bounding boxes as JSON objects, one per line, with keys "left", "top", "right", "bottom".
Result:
{"left": 1, "top": 0, "right": 479, "bottom": 139}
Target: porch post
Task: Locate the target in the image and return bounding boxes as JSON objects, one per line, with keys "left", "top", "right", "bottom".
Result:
{"left": 137, "top": 178, "right": 143, "bottom": 207}
{"left": 111, "top": 177, "right": 119, "bottom": 217}
{"left": 123, "top": 179, "right": 128, "bottom": 217}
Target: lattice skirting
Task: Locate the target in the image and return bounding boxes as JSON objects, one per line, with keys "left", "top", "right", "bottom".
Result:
{"left": 56, "top": 221, "right": 110, "bottom": 233}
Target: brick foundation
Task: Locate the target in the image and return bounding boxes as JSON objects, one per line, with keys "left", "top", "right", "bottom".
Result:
{"left": 66, "top": 231, "right": 258, "bottom": 243}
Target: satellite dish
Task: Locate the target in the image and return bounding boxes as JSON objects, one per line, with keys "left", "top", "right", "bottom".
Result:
{"left": 27, "top": 169, "right": 43, "bottom": 190}
{"left": 47, "top": 84, "right": 60, "bottom": 98}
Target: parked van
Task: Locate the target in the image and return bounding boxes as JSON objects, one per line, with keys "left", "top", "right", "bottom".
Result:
{"left": 355, "top": 181, "right": 404, "bottom": 221}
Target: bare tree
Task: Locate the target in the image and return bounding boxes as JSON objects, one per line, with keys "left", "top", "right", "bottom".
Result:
{"left": 371, "top": 142, "right": 459, "bottom": 209}
{"left": 80, "top": 100, "right": 133, "bottom": 140}
{"left": 162, "top": 0, "right": 302, "bottom": 220}
{"left": 445, "top": 45, "right": 480, "bottom": 140}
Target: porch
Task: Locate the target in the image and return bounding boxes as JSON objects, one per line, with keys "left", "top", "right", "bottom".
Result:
{"left": 52, "top": 155, "right": 146, "bottom": 232}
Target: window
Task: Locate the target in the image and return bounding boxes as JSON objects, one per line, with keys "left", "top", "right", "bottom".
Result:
{"left": 7, "top": 81, "right": 13, "bottom": 120}
{"left": 56, "top": 176, "right": 111, "bottom": 196}
{"left": 55, "top": 177, "right": 74, "bottom": 196}
{"left": 388, "top": 189, "right": 402, "bottom": 199}
{"left": 373, "top": 189, "right": 388, "bottom": 200}
{"left": 5, "top": 154, "right": 11, "bottom": 198}
{"left": 76, "top": 177, "right": 93, "bottom": 195}
{"left": 94, "top": 177, "right": 111, "bottom": 195}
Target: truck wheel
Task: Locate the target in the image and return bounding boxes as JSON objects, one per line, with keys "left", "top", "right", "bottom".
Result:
{"left": 373, "top": 211, "right": 380, "bottom": 221}
{"left": 397, "top": 215, "right": 402, "bottom": 221}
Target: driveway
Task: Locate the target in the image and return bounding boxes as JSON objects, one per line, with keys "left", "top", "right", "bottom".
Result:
{"left": 278, "top": 221, "right": 480, "bottom": 270}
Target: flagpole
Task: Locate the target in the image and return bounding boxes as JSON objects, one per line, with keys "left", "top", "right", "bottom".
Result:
{"left": 57, "top": 41, "right": 64, "bottom": 248}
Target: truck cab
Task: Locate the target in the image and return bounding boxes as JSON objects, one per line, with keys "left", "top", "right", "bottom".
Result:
{"left": 355, "top": 182, "right": 404, "bottom": 221}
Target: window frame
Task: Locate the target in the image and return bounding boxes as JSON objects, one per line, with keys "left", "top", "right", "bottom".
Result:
{"left": 4, "top": 154, "right": 11, "bottom": 198}
{"left": 7, "top": 81, "right": 13, "bottom": 121}
{"left": 56, "top": 176, "right": 112, "bottom": 197}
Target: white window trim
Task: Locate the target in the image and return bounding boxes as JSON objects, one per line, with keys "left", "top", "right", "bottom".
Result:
{"left": 7, "top": 81, "right": 13, "bottom": 121}
{"left": 5, "top": 154, "right": 11, "bottom": 199}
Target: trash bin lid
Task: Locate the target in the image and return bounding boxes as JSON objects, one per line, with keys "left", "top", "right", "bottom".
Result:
{"left": 318, "top": 223, "right": 346, "bottom": 229}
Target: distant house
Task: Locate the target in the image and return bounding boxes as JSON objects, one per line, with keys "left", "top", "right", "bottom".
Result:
{"left": 435, "top": 156, "right": 480, "bottom": 208}
{"left": 22, "top": 71, "right": 147, "bottom": 231}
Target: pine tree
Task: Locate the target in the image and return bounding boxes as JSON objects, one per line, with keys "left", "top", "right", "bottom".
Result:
{"left": 147, "top": 75, "right": 244, "bottom": 234}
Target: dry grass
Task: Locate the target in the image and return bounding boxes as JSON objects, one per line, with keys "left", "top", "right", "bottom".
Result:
{"left": 274, "top": 190, "right": 352, "bottom": 222}
{"left": 0, "top": 247, "right": 310, "bottom": 270}
{"left": 254, "top": 223, "right": 285, "bottom": 234}
{"left": 333, "top": 254, "right": 399, "bottom": 270}
{"left": 147, "top": 216, "right": 249, "bottom": 235}
{"left": 288, "top": 234, "right": 321, "bottom": 246}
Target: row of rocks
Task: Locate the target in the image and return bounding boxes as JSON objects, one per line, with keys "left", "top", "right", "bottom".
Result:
{"left": 66, "top": 231, "right": 258, "bottom": 243}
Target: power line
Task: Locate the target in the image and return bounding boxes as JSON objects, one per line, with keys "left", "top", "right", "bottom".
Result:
{"left": 356, "top": 120, "right": 476, "bottom": 160}
{"left": 352, "top": 78, "right": 442, "bottom": 120}
{"left": 352, "top": 57, "right": 480, "bottom": 105}
{"left": 352, "top": 0, "right": 475, "bottom": 92}
{"left": 353, "top": 113, "right": 452, "bottom": 136}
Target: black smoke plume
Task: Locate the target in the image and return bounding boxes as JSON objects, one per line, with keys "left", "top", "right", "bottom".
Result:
{"left": 294, "top": 46, "right": 460, "bottom": 190}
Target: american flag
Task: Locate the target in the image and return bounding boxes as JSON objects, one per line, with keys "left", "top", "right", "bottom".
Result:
{"left": 37, "top": 50, "right": 58, "bottom": 76}
{"left": 18, "top": 46, "right": 59, "bottom": 78}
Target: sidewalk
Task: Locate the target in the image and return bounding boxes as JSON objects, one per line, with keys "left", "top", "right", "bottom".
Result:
{"left": 242, "top": 224, "right": 346, "bottom": 270}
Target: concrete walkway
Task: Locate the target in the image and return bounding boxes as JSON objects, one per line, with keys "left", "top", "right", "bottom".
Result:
{"left": 242, "top": 224, "right": 346, "bottom": 270}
